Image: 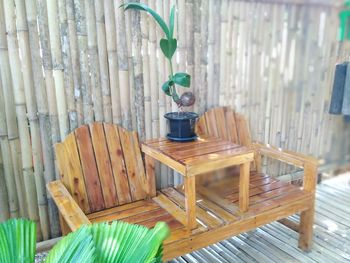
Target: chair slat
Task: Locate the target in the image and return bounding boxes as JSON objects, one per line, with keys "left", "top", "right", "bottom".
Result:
{"left": 205, "top": 110, "right": 219, "bottom": 137}
{"left": 54, "top": 143, "right": 71, "bottom": 192}
{"left": 195, "top": 115, "right": 208, "bottom": 135}
{"left": 224, "top": 107, "right": 239, "bottom": 144}
{"left": 62, "top": 133, "right": 91, "bottom": 213}
{"left": 214, "top": 107, "right": 229, "bottom": 140}
{"left": 89, "top": 123, "right": 118, "bottom": 208}
{"left": 235, "top": 113, "right": 252, "bottom": 146}
{"left": 104, "top": 123, "right": 132, "bottom": 205}
{"left": 75, "top": 126, "right": 105, "bottom": 212}
{"left": 118, "top": 126, "right": 146, "bottom": 201}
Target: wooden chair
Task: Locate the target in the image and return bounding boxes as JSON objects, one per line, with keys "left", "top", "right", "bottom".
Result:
{"left": 48, "top": 123, "right": 187, "bottom": 240}
{"left": 195, "top": 107, "right": 318, "bottom": 251}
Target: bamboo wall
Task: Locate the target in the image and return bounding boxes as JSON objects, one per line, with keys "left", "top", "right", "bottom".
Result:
{"left": 0, "top": 0, "right": 349, "bottom": 240}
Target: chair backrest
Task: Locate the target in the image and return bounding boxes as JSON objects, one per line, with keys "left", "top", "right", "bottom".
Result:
{"left": 54, "top": 122, "right": 149, "bottom": 214}
{"left": 196, "top": 107, "right": 252, "bottom": 147}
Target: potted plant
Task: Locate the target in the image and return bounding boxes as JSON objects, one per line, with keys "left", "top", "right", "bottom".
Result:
{"left": 122, "top": 3, "right": 198, "bottom": 141}
{"left": 0, "top": 218, "right": 169, "bottom": 263}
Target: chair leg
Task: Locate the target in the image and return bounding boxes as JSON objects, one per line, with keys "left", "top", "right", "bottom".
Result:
{"left": 298, "top": 206, "right": 315, "bottom": 251}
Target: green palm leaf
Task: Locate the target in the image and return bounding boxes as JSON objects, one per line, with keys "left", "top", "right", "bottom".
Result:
{"left": 122, "top": 3, "right": 171, "bottom": 39}
{"left": 45, "top": 226, "right": 95, "bottom": 263}
{"left": 0, "top": 218, "right": 36, "bottom": 263}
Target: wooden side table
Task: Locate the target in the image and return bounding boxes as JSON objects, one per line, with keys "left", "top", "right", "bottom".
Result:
{"left": 141, "top": 136, "right": 255, "bottom": 230}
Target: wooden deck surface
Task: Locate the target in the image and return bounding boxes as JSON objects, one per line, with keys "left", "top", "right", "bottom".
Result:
{"left": 170, "top": 173, "right": 350, "bottom": 263}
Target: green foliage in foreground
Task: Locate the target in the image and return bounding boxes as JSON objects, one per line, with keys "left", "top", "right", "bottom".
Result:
{"left": 0, "top": 218, "right": 170, "bottom": 263}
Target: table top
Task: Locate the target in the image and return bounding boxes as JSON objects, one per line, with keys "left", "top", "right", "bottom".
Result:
{"left": 141, "top": 136, "right": 254, "bottom": 176}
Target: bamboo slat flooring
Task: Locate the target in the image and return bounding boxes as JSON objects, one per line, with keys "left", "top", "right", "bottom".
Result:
{"left": 171, "top": 173, "right": 350, "bottom": 263}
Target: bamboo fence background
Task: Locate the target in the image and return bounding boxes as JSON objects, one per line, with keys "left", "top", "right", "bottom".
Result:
{"left": 0, "top": 0, "right": 349, "bottom": 240}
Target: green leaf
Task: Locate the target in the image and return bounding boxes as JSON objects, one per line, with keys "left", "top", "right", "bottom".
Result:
{"left": 122, "top": 3, "right": 171, "bottom": 39}
{"left": 0, "top": 219, "right": 36, "bottom": 263}
{"left": 169, "top": 5, "right": 175, "bottom": 39}
{"left": 45, "top": 226, "right": 95, "bottom": 263}
{"left": 172, "top": 72, "right": 191, "bottom": 87}
{"left": 160, "top": 38, "right": 177, "bottom": 59}
{"left": 162, "top": 80, "right": 174, "bottom": 96}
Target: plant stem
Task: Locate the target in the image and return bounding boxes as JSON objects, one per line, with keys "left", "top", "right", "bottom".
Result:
{"left": 168, "top": 58, "right": 178, "bottom": 104}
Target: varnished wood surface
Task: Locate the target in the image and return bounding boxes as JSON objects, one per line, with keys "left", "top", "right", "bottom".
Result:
{"left": 142, "top": 136, "right": 254, "bottom": 177}
{"left": 170, "top": 174, "right": 350, "bottom": 263}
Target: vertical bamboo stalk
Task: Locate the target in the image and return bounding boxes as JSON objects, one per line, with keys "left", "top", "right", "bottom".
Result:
{"left": 37, "top": 0, "right": 61, "bottom": 149}
{"left": 219, "top": 0, "right": 228, "bottom": 105}
{"left": 74, "top": 0, "right": 94, "bottom": 124}
{"left": 185, "top": 0, "right": 194, "bottom": 112}
{"left": 85, "top": 0, "right": 103, "bottom": 122}
{"left": 130, "top": 0, "right": 146, "bottom": 140}
{"left": 0, "top": 74, "right": 12, "bottom": 221}
{"left": 95, "top": 0, "right": 112, "bottom": 122}
{"left": 104, "top": 0, "right": 121, "bottom": 124}
{"left": 26, "top": 0, "right": 60, "bottom": 238}
{"left": 66, "top": 0, "right": 83, "bottom": 126}
{"left": 148, "top": 0, "right": 159, "bottom": 138}
{"left": 58, "top": 0, "right": 78, "bottom": 130}
{"left": 199, "top": 0, "right": 209, "bottom": 113}
{"left": 0, "top": 0, "right": 26, "bottom": 219}
{"left": 46, "top": 0, "right": 69, "bottom": 138}
{"left": 193, "top": 0, "right": 201, "bottom": 113}
{"left": 15, "top": 0, "right": 50, "bottom": 240}
{"left": 115, "top": 0, "right": 132, "bottom": 129}
{"left": 3, "top": 0, "right": 42, "bottom": 239}
{"left": 140, "top": 0, "right": 152, "bottom": 140}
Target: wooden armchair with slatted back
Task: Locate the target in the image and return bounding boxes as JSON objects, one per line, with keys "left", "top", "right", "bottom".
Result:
{"left": 47, "top": 122, "right": 185, "bottom": 236}
{"left": 195, "top": 107, "right": 319, "bottom": 251}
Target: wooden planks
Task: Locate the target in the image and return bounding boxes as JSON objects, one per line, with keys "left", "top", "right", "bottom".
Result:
{"left": 89, "top": 123, "right": 118, "bottom": 208}
{"left": 104, "top": 123, "right": 132, "bottom": 205}
{"left": 75, "top": 125, "right": 105, "bottom": 212}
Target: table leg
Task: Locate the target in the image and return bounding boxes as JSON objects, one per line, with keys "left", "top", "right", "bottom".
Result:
{"left": 144, "top": 155, "right": 156, "bottom": 198}
{"left": 184, "top": 176, "right": 197, "bottom": 230}
{"left": 239, "top": 162, "right": 250, "bottom": 212}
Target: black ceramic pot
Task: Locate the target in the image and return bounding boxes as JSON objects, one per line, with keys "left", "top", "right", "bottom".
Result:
{"left": 164, "top": 112, "right": 199, "bottom": 141}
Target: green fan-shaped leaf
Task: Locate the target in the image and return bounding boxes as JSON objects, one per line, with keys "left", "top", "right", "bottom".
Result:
{"left": 45, "top": 226, "right": 95, "bottom": 263}
{"left": 160, "top": 38, "right": 177, "bottom": 59}
{"left": 172, "top": 72, "right": 191, "bottom": 87}
{"left": 169, "top": 5, "right": 175, "bottom": 39}
{"left": 122, "top": 3, "right": 170, "bottom": 39}
{"left": 0, "top": 219, "right": 36, "bottom": 263}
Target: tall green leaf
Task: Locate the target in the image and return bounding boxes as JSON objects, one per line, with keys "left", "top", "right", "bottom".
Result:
{"left": 0, "top": 219, "right": 36, "bottom": 263}
{"left": 122, "top": 3, "right": 171, "bottom": 39}
{"left": 169, "top": 5, "right": 175, "bottom": 39}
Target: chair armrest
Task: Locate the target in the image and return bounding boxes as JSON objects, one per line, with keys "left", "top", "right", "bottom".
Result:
{"left": 252, "top": 142, "right": 319, "bottom": 192}
{"left": 47, "top": 180, "right": 91, "bottom": 231}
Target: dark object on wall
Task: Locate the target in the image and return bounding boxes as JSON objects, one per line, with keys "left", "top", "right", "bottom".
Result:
{"left": 342, "top": 65, "right": 350, "bottom": 115}
{"left": 329, "top": 63, "right": 347, "bottom": 114}
{"left": 344, "top": 115, "right": 350, "bottom": 123}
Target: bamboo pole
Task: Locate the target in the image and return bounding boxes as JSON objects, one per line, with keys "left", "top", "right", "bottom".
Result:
{"left": 130, "top": 0, "right": 146, "bottom": 140}
{"left": 15, "top": 0, "right": 50, "bottom": 240}
{"left": 140, "top": 0, "right": 152, "bottom": 140}
{"left": 193, "top": 0, "right": 201, "bottom": 113}
{"left": 37, "top": 0, "right": 61, "bottom": 149}
{"left": 2, "top": 0, "right": 42, "bottom": 240}
{"left": 104, "top": 0, "right": 121, "bottom": 124}
{"left": 66, "top": 0, "right": 83, "bottom": 126}
{"left": 46, "top": 0, "right": 69, "bottom": 138}
{"left": 0, "top": 73, "right": 11, "bottom": 221}
{"left": 115, "top": 0, "right": 132, "bottom": 129}
{"left": 58, "top": 0, "right": 78, "bottom": 130}
{"left": 148, "top": 0, "right": 159, "bottom": 138}
{"left": 74, "top": 0, "right": 94, "bottom": 124}
{"left": 186, "top": 0, "right": 194, "bottom": 112}
{"left": 95, "top": 0, "right": 112, "bottom": 122}
{"left": 25, "top": 0, "right": 60, "bottom": 238}
{"left": 0, "top": 0, "right": 26, "bottom": 219}
{"left": 85, "top": 0, "right": 103, "bottom": 122}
